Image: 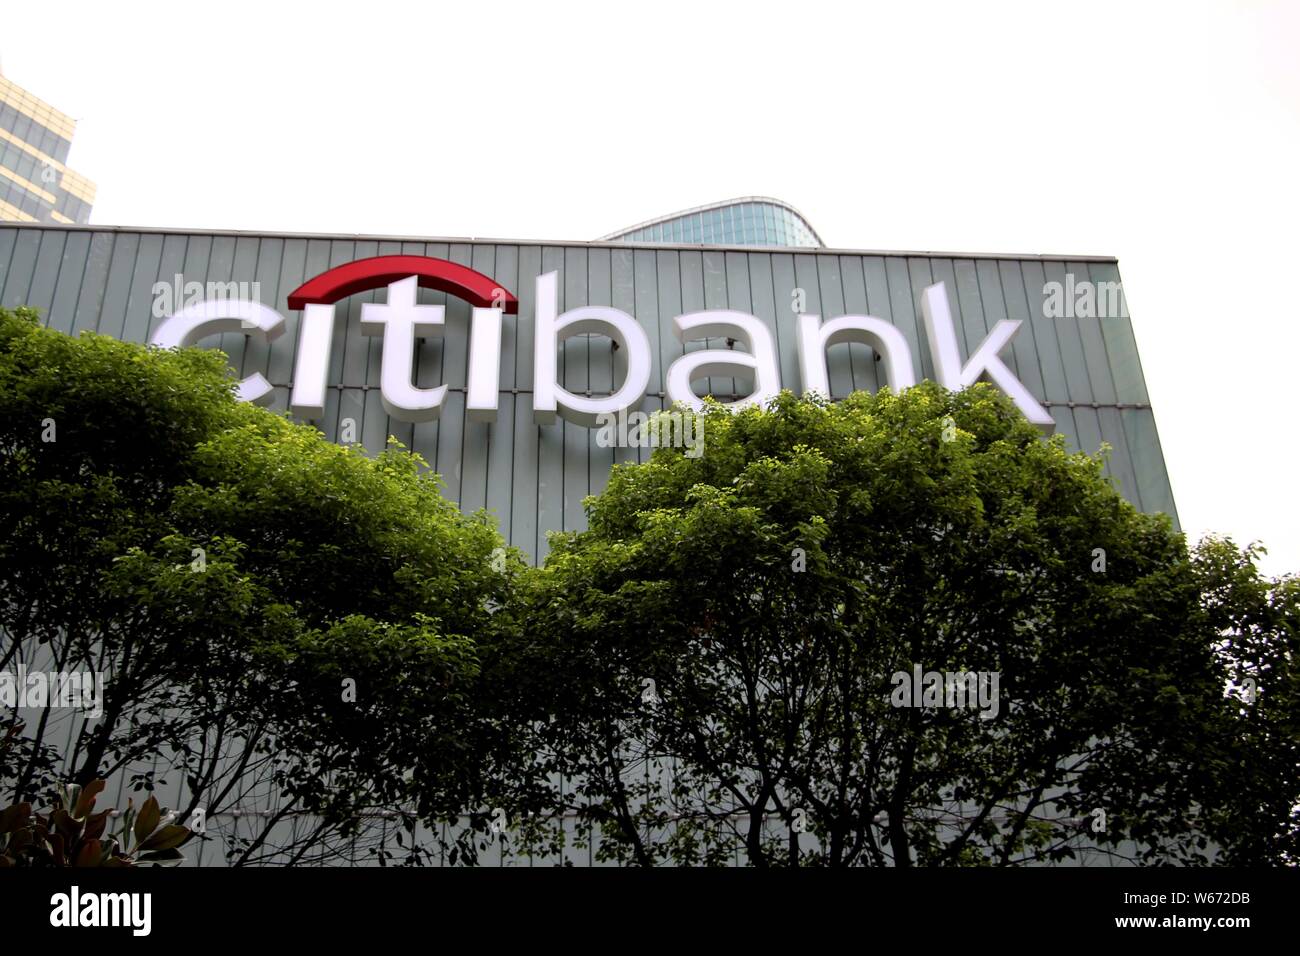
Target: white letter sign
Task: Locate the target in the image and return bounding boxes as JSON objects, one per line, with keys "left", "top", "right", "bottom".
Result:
{"left": 533, "top": 271, "right": 652, "bottom": 426}
{"left": 796, "top": 313, "right": 916, "bottom": 398}
{"left": 920, "top": 283, "right": 1054, "bottom": 431}
{"left": 666, "top": 312, "right": 780, "bottom": 412}
{"left": 360, "top": 276, "right": 448, "bottom": 422}
{"left": 150, "top": 299, "right": 285, "bottom": 404}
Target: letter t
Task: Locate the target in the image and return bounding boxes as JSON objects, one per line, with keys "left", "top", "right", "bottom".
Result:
{"left": 360, "top": 276, "right": 448, "bottom": 422}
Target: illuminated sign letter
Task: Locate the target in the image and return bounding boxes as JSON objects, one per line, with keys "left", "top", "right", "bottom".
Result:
{"left": 533, "top": 271, "right": 652, "bottom": 426}
{"left": 290, "top": 303, "right": 336, "bottom": 419}
{"left": 285, "top": 254, "right": 520, "bottom": 422}
{"left": 466, "top": 305, "right": 504, "bottom": 423}
{"left": 920, "top": 282, "right": 1054, "bottom": 431}
{"left": 796, "top": 313, "right": 916, "bottom": 398}
{"left": 360, "top": 276, "right": 448, "bottom": 422}
{"left": 150, "top": 299, "right": 285, "bottom": 404}
{"left": 666, "top": 312, "right": 780, "bottom": 412}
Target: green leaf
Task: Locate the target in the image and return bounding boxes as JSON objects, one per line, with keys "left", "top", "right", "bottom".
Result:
{"left": 83, "top": 808, "right": 112, "bottom": 842}
{"left": 74, "top": 838, "right": 103, "bottom": 867}
{"left": 138, "top": 824, "right": 192, "bottom": 853}
{"left": 133, "top": 796, "right": 160, "bottom": 845}
{"left": 73, "top": 779, "right": 106, "bottom": 820}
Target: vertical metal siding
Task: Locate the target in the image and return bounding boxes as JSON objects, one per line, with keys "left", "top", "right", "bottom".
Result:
{"left": 0, "top": 226, "right": 1180, "bottom": 571}
{"left": 3, "top": 225, "right": 1176, "bottom": 866}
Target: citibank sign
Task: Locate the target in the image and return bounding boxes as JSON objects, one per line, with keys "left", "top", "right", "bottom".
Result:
{"left": 150, "top": 254, "right": 1055, "bottom": 431}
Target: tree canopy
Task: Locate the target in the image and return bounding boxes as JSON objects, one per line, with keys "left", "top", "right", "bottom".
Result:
{"left": 501, "top": 385, "right": 1299, "bottom": 865}
{"left": 2, "top": 304, "right": 1295, "bottom": 866}
{"left": 0, "top": 306, "right": 516, "bottom": 864}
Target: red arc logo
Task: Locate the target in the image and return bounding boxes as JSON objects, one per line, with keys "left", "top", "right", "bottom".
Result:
{"left": 287, "top": 255, "right": 518, "bottom": 313}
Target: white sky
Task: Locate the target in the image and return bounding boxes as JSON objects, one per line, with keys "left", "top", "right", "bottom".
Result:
{"left": 4, "top": 0, "right": 1297, "bottom": 577}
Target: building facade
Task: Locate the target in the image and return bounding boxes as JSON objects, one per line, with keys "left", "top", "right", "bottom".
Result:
{"left": 0, "top": 223, "right": 1177, "bottom": 568}
{"left": 0, "top": 222, "right": 1177, "bottom": 864}
{"left": 0, "top": 74, "right": 96, "bottom": 224}
{"left": 601, "top": 196, "right": 825, "bottom": 248}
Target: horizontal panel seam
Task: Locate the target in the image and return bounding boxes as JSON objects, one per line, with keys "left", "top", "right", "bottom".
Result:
{"left": 255, "top": 381, "right": 1155, "bottom": 410}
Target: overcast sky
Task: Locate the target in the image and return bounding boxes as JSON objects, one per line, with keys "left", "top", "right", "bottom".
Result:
{"left": 4, "top": 0, "right": 1297, "bottom": 576}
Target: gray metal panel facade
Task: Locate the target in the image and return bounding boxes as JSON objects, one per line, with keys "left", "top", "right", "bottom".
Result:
{"left": 0, "top": 225, "right": 1179, "bottom": 566}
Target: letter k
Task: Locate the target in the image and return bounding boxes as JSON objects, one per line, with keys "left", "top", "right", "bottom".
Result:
{"left": 921, "top": 282, "right": 1054, "bottom": 432}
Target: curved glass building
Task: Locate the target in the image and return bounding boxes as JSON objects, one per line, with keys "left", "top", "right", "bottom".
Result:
{"left": 600, "top": 196, "right": 824, "bottom": 248}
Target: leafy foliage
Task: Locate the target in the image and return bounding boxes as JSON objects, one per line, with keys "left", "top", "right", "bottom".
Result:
{"left": 0, "top": 307, "right": 516, "bottom": 864}
{"left": 501, "top": 386, "right": 1299, "bottom": 865}
{"left": 3, "top": 303, "right": 1294, "bottom": 867}
{"left": 0, "top": 778, "right": 193, "bottom": 867}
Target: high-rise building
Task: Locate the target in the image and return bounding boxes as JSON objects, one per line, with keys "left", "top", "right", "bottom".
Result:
{"left": 0, "top": 72, "right": 95, "bottom": 224}
{"left": 601, "top": 196, "right": 824, "bottom": 247}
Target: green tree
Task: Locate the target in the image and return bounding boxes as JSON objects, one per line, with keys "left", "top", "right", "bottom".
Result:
{"left": 0, "top": 306, "right": 518, "bottom": 865}
{"left": 503, "top": 385, "right": 1299, "bottom": 866}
